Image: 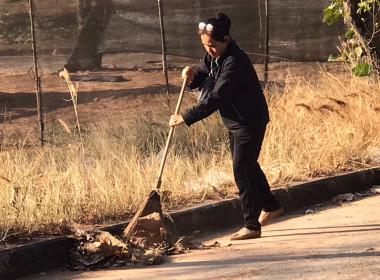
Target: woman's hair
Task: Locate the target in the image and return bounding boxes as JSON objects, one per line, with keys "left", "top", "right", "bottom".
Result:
{"left": 199, "top": 13, "right": 231, "bottom": 42}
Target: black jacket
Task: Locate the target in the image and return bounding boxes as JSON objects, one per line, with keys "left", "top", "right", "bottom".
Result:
{"left": 182, "top": 40, "right": 269, "bottom": 130}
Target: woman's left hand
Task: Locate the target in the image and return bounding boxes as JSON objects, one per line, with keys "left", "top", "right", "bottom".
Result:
{"left": 169, "top": 114, "right": 185, "bottom": 127}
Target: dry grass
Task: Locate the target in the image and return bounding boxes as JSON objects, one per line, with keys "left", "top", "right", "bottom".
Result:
{"left": 1, "top": 70, "right": 380, "bottom": 240}
{"left": 261, "top": 71, "right": 380, "bottom": 184}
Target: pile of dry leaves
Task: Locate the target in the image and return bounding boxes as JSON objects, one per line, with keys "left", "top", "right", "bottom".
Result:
{"left": 66, "top": 212, "right": 220, "bottom": 271}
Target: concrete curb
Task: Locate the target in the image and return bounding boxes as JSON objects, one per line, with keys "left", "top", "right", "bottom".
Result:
{"left": 166, "top": 167, "right": 380, "bottom": 235}
{"left": 0, "top": 237, "right": 75, "bottom": 280}
{"left": 1, "top": 167, "right": 379, "bottom": 279}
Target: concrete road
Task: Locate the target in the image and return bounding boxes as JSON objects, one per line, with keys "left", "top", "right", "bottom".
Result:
{"left": 23, "top": 193, "right": 380, "bottom": 280}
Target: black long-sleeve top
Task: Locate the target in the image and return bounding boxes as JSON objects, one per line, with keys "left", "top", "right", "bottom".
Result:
{"left": 182, "top": 40, "right": 269, "bottom": 131}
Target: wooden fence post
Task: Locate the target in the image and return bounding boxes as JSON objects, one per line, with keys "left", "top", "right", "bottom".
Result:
{"left": 264, "top": 0, "right": 269, "bottom": 86}
{"left": 28, "top": 0, "right": 44, "bottom": 146}
{"left": 157, "top": 0, "right": 170, "bottom": 104}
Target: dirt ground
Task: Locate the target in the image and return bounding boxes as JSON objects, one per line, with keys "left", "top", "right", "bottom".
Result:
{"left": 0, "top": 53, "right": 196, "bottom": 137}
{"left": 0, "top": 53, "right": 350, "bottom": 139}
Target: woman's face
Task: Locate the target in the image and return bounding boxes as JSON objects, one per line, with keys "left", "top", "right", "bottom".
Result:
{"left": 200, "top": 34, "right": 228, "bottom": 59}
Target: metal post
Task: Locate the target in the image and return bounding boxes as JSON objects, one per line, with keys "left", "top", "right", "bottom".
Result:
{"left": 28, "top": 0, "right": 44, "bottom": 146}
{"left": 157, "top": 0, "right": 170, "bottom": 103}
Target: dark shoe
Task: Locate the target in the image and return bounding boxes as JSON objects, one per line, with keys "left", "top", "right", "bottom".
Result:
{"left": 259, "top": 206, "right": 284, "bottom": 226}
{"left": 230, "top": 227, "right": 261, "bottom": 240}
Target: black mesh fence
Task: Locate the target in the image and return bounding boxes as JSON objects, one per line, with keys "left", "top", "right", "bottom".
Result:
{"left": 0, "top": 0, "right": 344, "bottom": 145}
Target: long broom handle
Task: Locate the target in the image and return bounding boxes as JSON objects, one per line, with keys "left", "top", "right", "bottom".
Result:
{"left": 155, "top": 78, "right": 187, "bottom": 189}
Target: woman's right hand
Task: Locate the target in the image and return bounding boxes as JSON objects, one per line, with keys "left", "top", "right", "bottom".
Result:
{"left": 182, "top": 66, "right": 194, "bottom": 84}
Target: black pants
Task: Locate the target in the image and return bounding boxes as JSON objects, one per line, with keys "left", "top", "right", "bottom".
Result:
{"left": 228, "top": 125, "right": 281, "bottom": 230}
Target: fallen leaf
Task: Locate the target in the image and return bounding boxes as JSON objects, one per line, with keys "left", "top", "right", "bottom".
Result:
{"left": 370, "top": 186, "right": 380, "bottom": 194}
{"left": 332, "top": 193, "right": 355, "bottom": 203}
{"left": 137, "top": 212, "right": 162, "bottom": 233}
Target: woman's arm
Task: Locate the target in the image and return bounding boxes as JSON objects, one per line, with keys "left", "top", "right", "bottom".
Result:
{"left": 182, "top": 56, "right": 243, "bottom": 126}
{"left": 187, "top": 54, "right": 210, "bottom": 89}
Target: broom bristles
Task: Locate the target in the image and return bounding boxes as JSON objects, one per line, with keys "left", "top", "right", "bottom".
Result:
{"left": 123, "top": 190, "right": 162, "bottom": 240}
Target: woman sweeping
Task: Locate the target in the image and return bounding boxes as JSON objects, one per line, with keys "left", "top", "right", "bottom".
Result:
{"left": 169, "top": 13, "right": 283, "bottom": 240}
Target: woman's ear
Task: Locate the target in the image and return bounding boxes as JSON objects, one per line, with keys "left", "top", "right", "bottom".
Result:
{"left": 223, "top": 36, "right": 230, "bottom": 43}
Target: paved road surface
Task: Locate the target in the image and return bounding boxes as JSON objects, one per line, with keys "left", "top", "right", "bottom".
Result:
{"left": 22, "top": 193, "right": 380, "bottom": 280}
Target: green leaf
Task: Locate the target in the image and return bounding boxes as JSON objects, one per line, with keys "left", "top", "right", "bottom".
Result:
{"left": 338, "top": 51, "right": 349, "bottom": 61}
{"left": 357, "top": 1, "right": 371, "bottom": 13}
{"left": 323, "top": 7, "right": 341, "bottom": 25}
{"left": 352, "top": 62, "right": 372, "bottom": 76}
{"left": 345, "top": 29, "right": 355, "bottom": 39}
{"left": 328, "top": 54, "right": 338, "bottom": 61}
{"left": 354, "top": 46, "right": 363, "bottom": 58}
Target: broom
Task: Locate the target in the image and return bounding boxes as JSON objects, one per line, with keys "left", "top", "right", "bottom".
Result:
{"left": 123, "top": 78, "right": 187, "bottom": 240}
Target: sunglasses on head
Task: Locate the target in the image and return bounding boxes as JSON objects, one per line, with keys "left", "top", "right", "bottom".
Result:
{"left": 198, "top": 22, "right": 213, "bottom": 32}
